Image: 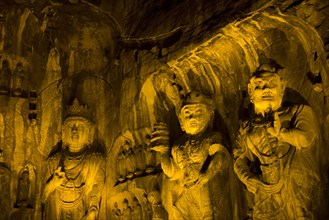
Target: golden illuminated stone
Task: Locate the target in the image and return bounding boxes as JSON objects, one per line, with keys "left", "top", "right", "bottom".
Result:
{"left": 42, "top": 99, "right": 105, "bottom": 220}
{"left": 151, "top": 91, "right": 230, "bottom": 219}
{"left": 234, "top": 64, "right": 321, "bottom": 219}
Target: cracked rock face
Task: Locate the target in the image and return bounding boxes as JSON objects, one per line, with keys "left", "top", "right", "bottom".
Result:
{"left": 0, "top": 0, "right": 328, "bottom": 219}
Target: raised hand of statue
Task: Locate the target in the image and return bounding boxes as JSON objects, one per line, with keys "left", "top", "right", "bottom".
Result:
{"left": 150, "top": 122, "right": 170, "bottom": 154}
{"left": 267, "top": 112, "right": 281, "bottom": 138}
{"left": 49, "top": 166, "right": 67, "bottom": 188}
{"left": 42, "top": 166, "right": 67, "bottom": 203}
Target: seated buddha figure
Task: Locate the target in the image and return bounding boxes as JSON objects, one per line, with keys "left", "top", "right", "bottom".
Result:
{"left": 234, "top": 63, "right": 320, "bottom": 219}
{"left": 151, "top": 91, "right": 230, "bottom": 220}
{"left": 42, "top": 98, "right": 106, "bottom": 220}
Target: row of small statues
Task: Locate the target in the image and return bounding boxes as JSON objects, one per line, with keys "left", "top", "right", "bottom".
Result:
{"left": 40, "top": 61, "right": 321, "bottom": 219}
{"left": 116, "top": 141, "right": 160, "bottom": 182}
{"left": 0, "top": 60, "right": 28, "bottom": 97}
{"left": 111, "top": 192, "right": 167, "bottom": 220}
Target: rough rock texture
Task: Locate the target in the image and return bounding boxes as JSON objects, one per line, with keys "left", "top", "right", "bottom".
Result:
{"left": 0, "top": 0, "right": 328, "bottom": 219}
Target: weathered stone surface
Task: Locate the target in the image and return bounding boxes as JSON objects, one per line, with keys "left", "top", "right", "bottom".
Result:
{"left": 0, "top": 0, "right": 328, "bottom": 219}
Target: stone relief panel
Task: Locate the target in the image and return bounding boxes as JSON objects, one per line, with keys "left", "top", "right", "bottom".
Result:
{"left": 0, "top": 1, "right": 328, "bottom": 219}
{"left": 124, "top": 8, "right": 329, "bottom": 220}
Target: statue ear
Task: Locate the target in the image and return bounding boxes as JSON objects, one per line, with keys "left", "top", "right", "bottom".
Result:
{"left": 178, "top": 113, "right": 185, "bottom": 131}
{"left": 88, "top": 124, "right": 95, "bottom": 144}
{"left": 62, "top": 126, "right": 68, "bottom": 146}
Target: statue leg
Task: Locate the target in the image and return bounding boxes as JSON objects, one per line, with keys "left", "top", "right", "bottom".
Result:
{"left": 196, "top": 186, "right": 212, "bottom": 219}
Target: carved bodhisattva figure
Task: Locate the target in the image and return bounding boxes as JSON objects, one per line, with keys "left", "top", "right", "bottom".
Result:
{"left": 42, "top": 99, "right": 106, "bottom": 220}
{"left": 234, "top": 64, "right": 320, "bottom": 219}
{"left": 151, "top": 91, "right": 230, "bottom": 219}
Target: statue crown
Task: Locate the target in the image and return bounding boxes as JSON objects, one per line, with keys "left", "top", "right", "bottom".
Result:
{"left": 65, "top": 98, "right": 90, "bottom": 120}
{"left": 182, "top": 91, "right": 214, "bottom": 108}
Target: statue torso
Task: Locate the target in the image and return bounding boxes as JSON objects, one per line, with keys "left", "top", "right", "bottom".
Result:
{"left": 172, "top": 132, "right": 221, "bottom": 185}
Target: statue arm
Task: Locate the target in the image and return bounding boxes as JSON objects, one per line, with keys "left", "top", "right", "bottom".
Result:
{"left": 234, "top": 150, "right": 263, "bottom": 194}
{"left": 87, "top": 156, "right": 106, "bottom": 215}
{"left": 160, "top": 147, "right": 182, "bottom": 180}
{"left": 233, "top": 133, "right": 262, "bottom": 194}
{"left": 42, "top": 156, "right": 62, "bottom": 203}
{"left": 200, "top": 143, "right": 230, "bottom": 183}
{"left": 279, "top": 105, "right": 318, "bottom": 149}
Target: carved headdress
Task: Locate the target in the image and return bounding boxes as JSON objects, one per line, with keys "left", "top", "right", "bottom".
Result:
{"left": 251, "top": 59, "right": 284, "bottom": 78}
{"left": 64, "top": 98, "right": 92, "bottom": 122}
{"left": 181, "top": 91, "right": 214, "bottom": 109}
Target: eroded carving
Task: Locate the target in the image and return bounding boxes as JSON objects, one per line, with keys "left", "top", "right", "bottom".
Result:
{"left": 151, "top": 91, "right": 230, "bottom": 219}
{"left": 42, "top": 98, "right": 106, "bottom": 220}
{"left": 0, "top": 59, "right": 10, "bottom": 95}
{"left": 234, "top": 63, "right": 321, "bottom": 219}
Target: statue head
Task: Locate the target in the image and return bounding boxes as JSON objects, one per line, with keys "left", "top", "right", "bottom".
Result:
{"left": 178, "top": 91, "right": 214, "bottom": 136}
{"left": 248, "top": 63, "right": 286, "bottom": 116}
{"left": 62, "top": 98, "right": 95, "bottom": 152}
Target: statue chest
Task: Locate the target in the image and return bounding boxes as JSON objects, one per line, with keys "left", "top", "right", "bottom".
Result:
{"left": 247, "top": 126, "right": 290, "bottom": 165}
{"left": 174, "top": 140, "right": 209, "bottom": 170}
{"left": 62, "top": 155, "right": 88, "bottom": 186}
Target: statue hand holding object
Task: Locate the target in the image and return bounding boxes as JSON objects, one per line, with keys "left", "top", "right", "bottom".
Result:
{"left": 151, "top": 91, "right": 230, "bottom": 219}
{"left": 42, "top": 166, "right": 66, "bottom": 203}
{"left": 150, "top": 122, "right": 170, "bottom": 154}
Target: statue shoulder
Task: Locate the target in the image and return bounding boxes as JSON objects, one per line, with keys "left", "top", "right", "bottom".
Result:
{"left": 284, "top": 104, "right": 316, "bottom": 121}
{"left": 207, "top": 131, "right": 224, "bottom": 143}
{"left": 86, "top": 150, "right": 106, "bottom": 160}
{"left": 47, "top": 149, "right": 62, "bottom": 164}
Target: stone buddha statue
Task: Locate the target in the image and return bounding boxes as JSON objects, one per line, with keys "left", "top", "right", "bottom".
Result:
{"left": 151, "top": 91, "right": 230, "bottom": 220}
{"left": 42, "top": 98, "right": 106, "bottom": 220}
{"left": 234, "top": 63, "right": 320, "bottom": 219}
{"left": 121, "top": 198, "right": 132, "bottom": 220}
{"left": 131, "top": 197, "right": 142, "bottom": 220}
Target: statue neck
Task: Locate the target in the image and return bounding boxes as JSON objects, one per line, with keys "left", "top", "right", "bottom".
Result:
{"left": 66, "top": 144, "right": 88, "bottom": 153}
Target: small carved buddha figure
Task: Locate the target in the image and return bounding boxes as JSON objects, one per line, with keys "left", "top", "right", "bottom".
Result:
{"left": 234, "top": 63, "right": 320, "bottom": 219}
{"left": 42, "top": 98, "right": 106, "bottom": 220}
{"left": 116, "top": 146, "right": 127, "bottom": 182}
{"left": 123, "top": 141, "right": 135, "bottom": 179}
{"left": 110, "top": 202, "right": 121, "bottom": 220}
{"left": 142, "top": 194, "right": 152, "bottom": 220}
{"left": 147, "top": 191, "right": 168, "bottom": 220}
{"left": 0, "top": 60, "right": 11, "bottom": 94}
{"left": 133, "top": 144, "right": 146, "bottom": 176}
{"left": 151, "top": 91, "right": 230, "bottom": 220}
{"left": 131, "top": 197, "right": 142, "bottom": 220}
{"left": 121, "top": 199, "right": 132, "bottom": 220}
{"left": 12, "top": 62, "right": 26, "bottom": 96}
{"left": 10, "top": 165, "right": 35, "bottom": 220}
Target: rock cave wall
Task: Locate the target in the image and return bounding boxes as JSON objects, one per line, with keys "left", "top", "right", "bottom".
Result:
{"left": 0, "top": 0, "right": 328, "bottom": 219}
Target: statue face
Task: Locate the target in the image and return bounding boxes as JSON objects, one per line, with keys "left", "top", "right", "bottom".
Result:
{"left": 179, "top": 104, "right": 213, "bottom": 136}
{"left": 62, "top": 117, "right": 93, "bottom": 151}
{"left": 248, "top": 72, "right": 285, "bottom": 115}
